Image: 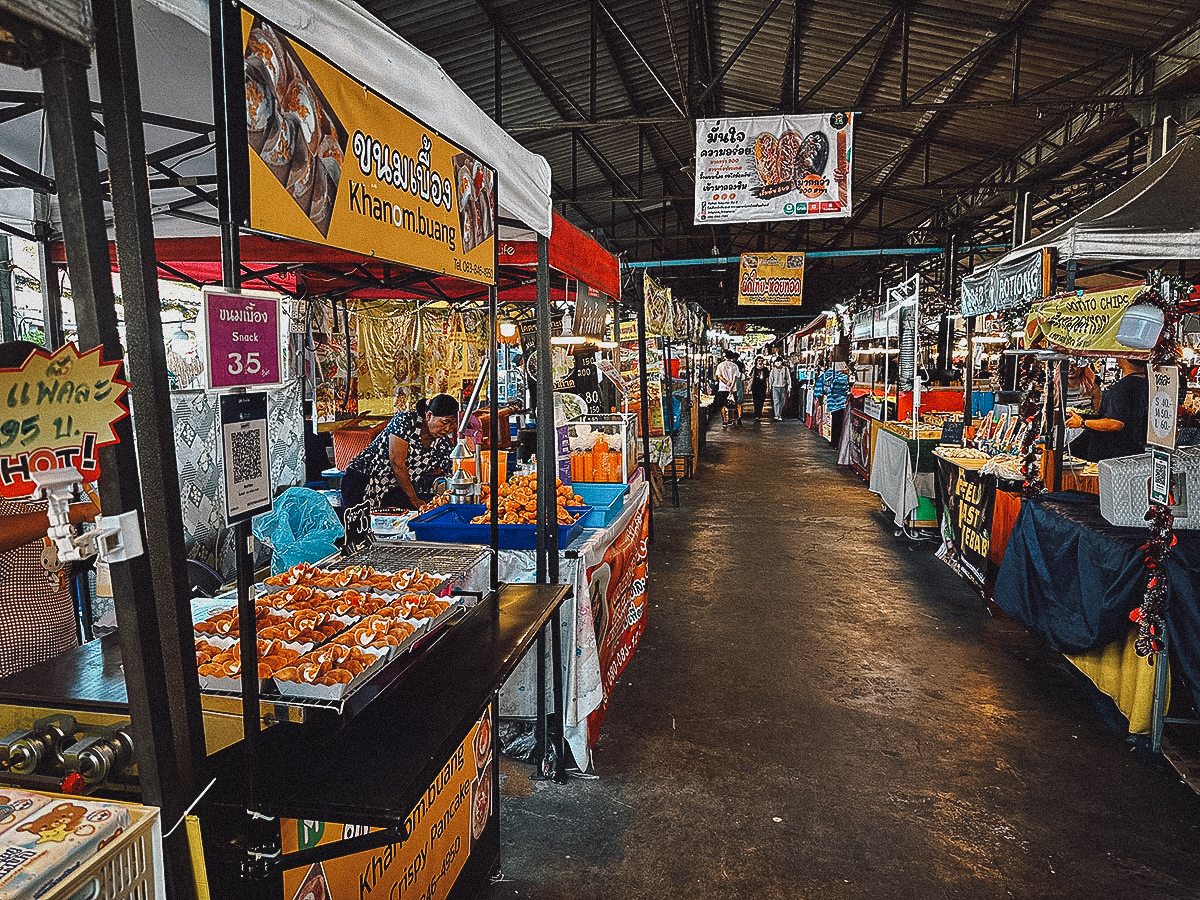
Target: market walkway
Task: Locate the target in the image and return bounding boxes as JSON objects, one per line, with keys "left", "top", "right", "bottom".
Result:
{"left": 486, "top": 419, "right": 1200, "bottom": 900}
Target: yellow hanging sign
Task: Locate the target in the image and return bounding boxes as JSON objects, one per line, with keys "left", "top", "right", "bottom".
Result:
{"left": 1024, "top": 285, "right": 1143, "bottom": 355}
{"left": 242, "top": 11, "right": 497, "bottom": 284}
{"left": 737, "top": 252, "right": 805, "bottom": 306}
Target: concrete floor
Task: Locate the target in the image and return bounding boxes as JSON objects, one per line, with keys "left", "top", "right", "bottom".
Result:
{"left": 486, "top": 418, "right": 1200, "bottom": 900}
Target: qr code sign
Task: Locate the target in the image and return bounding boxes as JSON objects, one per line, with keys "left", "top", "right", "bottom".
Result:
{"left": 229, "top": 427, "right": 263, "bottom": 485}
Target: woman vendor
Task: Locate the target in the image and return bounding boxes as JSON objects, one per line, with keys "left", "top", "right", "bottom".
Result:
{"left": 0, "top": 341, "right": 98, "bottom": 677}
{"left": 340, "top": 394, "right": 468, "bottom": 510}
{"left": 1065, "top": 358, "right": 1148, "bottom": 461}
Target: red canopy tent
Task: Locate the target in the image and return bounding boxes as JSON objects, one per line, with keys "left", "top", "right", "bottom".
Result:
{"left": 53, "top": 212, "right": 619, "bottom": 303}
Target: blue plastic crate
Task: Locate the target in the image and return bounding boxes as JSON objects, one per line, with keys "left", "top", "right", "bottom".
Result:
{"left": 571, "top": 483, "right": 627, "bottom": 528}
{"left": 407, "top": 503, "right": 591, "bottom": 549}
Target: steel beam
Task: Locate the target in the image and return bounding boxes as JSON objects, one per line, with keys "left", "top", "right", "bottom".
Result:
{"left": 693, "top": 0, "right": 787, "bottom": 110}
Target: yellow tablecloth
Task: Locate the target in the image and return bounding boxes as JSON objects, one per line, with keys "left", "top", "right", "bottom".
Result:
{"left": 1065, "top": 627, "right": 1167, "bottom": 734}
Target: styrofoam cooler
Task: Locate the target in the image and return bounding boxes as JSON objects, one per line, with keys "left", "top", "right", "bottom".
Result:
{"left": 1098, "top": 446, "right": 1200, "bottom": 528}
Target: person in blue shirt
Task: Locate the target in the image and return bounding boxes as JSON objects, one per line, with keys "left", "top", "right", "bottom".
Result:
{"left": 813, "top": 362, "right": 851, "bottom": 447}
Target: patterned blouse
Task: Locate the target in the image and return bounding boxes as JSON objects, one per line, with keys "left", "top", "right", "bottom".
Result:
{"left": 346, "top": 411, "right": 454, "bottom": 508}
{"left": 0, "top": 497, "right": 78, "bottom": 677}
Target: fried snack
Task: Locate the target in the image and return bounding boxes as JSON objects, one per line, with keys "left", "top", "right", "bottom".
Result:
{"left": 264, "top": 561, "right": 323, "bottom": 586}
{"left": 330, "top": 615, "right": 418, "bottom": 649}
{"left": 257, "top": 611, "right": 343, "bottom": 644}
{"left": 274, "top": 644, "right": 380, "bottom": 686}
{"left": 194, "top": 607, "right": 290, "bottom": 638}
{"left": 265, "top": 563, "right": 447, "bottom": 594}
{"left": 394, "top": 592, "right": 453, "bottom": 620}
{"left": 196, "top": 639, "right": 301, "bottom": 679}
{"left": 468, "top": 473, "right": 584, "bottom": 526}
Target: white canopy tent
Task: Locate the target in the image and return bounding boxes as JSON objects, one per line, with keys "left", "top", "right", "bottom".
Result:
{"left": 0, "top": 0, "right": 553, "bottom": 242}
{"left": 987, "top": 134, "right": 1200, "bottom": 268}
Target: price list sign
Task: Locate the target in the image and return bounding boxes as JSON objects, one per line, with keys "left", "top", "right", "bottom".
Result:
{"left": 1147, "top": 364, "right": 1179, "bottom": 451}
{"left": 202, "top": 288, "right": 283, "bottom": 390}
{"left": 0, "top": 344, "right": 128, "bottom": 498}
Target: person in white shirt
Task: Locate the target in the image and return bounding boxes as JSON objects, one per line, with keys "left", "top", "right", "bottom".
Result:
{"left": 715, "top": 352, "right": 741, "bottom": 428}
{"left": 768, "top": 357, "right": 791, "bottom": 420}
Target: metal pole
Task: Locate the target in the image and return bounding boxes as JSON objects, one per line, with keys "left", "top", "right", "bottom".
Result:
{"left": 0, "top": 236, "right": 14, "bottom": 342}
{"left": 210, "top": 0, "right": 276, "bottom": 890}
{"left": 637, "top": 279, "right": 653, "bottom": 539}
{"left": 40, "top": 23, "right": 198, "bottom": 899}
{"left": 488, "top": 183, "right": 500, "bottom": 591}
{"left": 488, "top": 276, "right": 499, "bottom": 590}
{"left": 34, "top": 194, "right": 65, "bottom": 348}
{"left": 95, "top": 0, "right": 207, "bottom": 769}
{"left": 964, "top": 316, "right": 975, "bottom": 434}
{"left": 1151, "top": 635, "right": 1169, "bottom": 753}
{"left": 535, "top": 234, "right": 556, "bottom": 582}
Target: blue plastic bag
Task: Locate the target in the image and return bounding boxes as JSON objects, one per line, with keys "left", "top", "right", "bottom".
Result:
{"left": 252, "top": 487, "right": 344, "bottom": 574}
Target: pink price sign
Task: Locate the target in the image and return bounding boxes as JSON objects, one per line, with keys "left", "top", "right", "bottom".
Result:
{"left": 203, "top": 288, "right": 283, "bottom": 389}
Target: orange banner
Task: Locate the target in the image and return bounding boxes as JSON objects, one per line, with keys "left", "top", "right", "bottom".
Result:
{"left": 243, "top": 11, "right": 496, "bottom": 284}
{"left": 281, "top": 708, "right": 493, "bottom": 900}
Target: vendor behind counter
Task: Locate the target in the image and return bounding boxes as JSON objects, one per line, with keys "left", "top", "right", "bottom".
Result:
{"left": 1066, "top": 358, "right": 1147, "bottom": 462}
{"left": 340, "top": 394, "right": 466, "bottom": 510}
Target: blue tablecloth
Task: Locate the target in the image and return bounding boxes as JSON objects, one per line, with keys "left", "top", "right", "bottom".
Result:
{"left": 994, "top": 491, "right": 1200, "bottom": 696}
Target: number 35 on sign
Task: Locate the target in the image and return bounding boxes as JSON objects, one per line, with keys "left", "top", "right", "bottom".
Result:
{"left": 202, "top": 287, "right": 284, "bottom": 390}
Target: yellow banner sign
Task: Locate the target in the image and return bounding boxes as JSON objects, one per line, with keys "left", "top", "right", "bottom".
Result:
{"left": 0, "top": 344, "right": 129, "bottom": 499}
{"left": 737, "top": 252, "right": 805, "bottom": 306}
{"left": 1024, "top": 285, "right": 1143, "bottom": 355}
{"left": 243, "top": 12, "right": 496, "bottom": 284}
{"left": 643, "top": 273, "right": 674, "bottom": 337}
{"left": 280, "top": 708, "right": 493, "bottom": 900}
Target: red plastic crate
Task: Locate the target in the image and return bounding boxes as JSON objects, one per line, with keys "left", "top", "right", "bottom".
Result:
{"left": 330, "top": 420, "right": 387, "bottom": 470}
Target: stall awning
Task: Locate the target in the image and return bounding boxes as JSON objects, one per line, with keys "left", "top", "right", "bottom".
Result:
{"left": 989, "top": 135, "right": 1200, "bottom": 267}
{"left": 51, "top": 235, "right": 587, "bottom": 302}
{"left": 498, "top": 213, "right": 620, "bottom": 300}
{"left": 791, "top": 313, "right": 829, "bottom": 339}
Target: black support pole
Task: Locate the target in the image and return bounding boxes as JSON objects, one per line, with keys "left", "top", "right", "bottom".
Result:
{"left": 636, "top": 280, "right": 653, "bottom": 539}
{"left": 0, "top": 236, "right": 14, "bottom": 342}
{"left": 95, "top": 0, "right": 208, "bottom": 774}
{"left": 210, "top": 0, "right": 275, "bottom": 892}
{"left": 40, "top": 23, "right": 198, "bottom": 900}
{"left": 535, "top": 234, "right": 556, "bottom": 582}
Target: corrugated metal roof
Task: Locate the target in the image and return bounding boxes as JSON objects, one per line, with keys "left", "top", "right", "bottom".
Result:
{"left": 355, "top": 0, "right": 1200, "bottom": 317}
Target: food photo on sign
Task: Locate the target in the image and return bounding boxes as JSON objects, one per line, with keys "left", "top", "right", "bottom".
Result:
{"left": 244, "top": 18, "right": 347, "bottom": 238}
{"left": 694, "top": 112, "right": 853, "bottom": 225}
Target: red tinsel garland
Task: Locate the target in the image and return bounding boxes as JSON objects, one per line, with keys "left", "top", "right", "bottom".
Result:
{"left": 1127, "top": 277, "right": 1200, "bottom": 659}
{"left": 1017, "top": 356, "right": 1046, "bottom": 498}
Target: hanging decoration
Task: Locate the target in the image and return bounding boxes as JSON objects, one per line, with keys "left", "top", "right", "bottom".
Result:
{"left": 1127, "top": 273, "right": 1200, "bottom": 661}
{"left": 354, "top": 300, "right": 421, "bottom": 415}
{"left": 1016, "top": 355, "right": 1045, "bottom": 497}
{"left": 1131, "top": 503, "right": 1174, "bottom": 659}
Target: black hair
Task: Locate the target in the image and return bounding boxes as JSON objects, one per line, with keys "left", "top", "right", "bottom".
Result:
{"left": 0, "top": 340, "right": 44, "bottom": 369}
{"left": 416, "top": 394, "right": 460, "bottom": 418}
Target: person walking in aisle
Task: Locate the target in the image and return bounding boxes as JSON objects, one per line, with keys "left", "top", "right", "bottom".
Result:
{"left": 769, "top": 356, "right": 790, "bottom": 420}
{"left": 715, "top": 351, "right": 740, "bottom": 428}
{"left": 813, "top": 361, "right": 851, "bottom": 447}
{"left": 731, "top": 355, "right": 746, "bottom": 427}
{"left": 750, "top": 356, "right": 769, "bottom": 420}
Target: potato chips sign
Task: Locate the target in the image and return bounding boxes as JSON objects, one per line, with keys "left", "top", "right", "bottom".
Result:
{"left": 0, "top": 344, "right": 129, "bottom": 499}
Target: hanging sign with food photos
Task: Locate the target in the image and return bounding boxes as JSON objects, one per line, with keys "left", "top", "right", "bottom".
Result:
{"left": 694, "top": 112, "right": 853, "bottom": 225}
{"left": 241, "top": 10, "right": 497, "bottom": 284}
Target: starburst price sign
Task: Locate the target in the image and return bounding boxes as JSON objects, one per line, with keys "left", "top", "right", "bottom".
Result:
{"left": 0, "top": 344, "right": 130, "bottom": 498}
